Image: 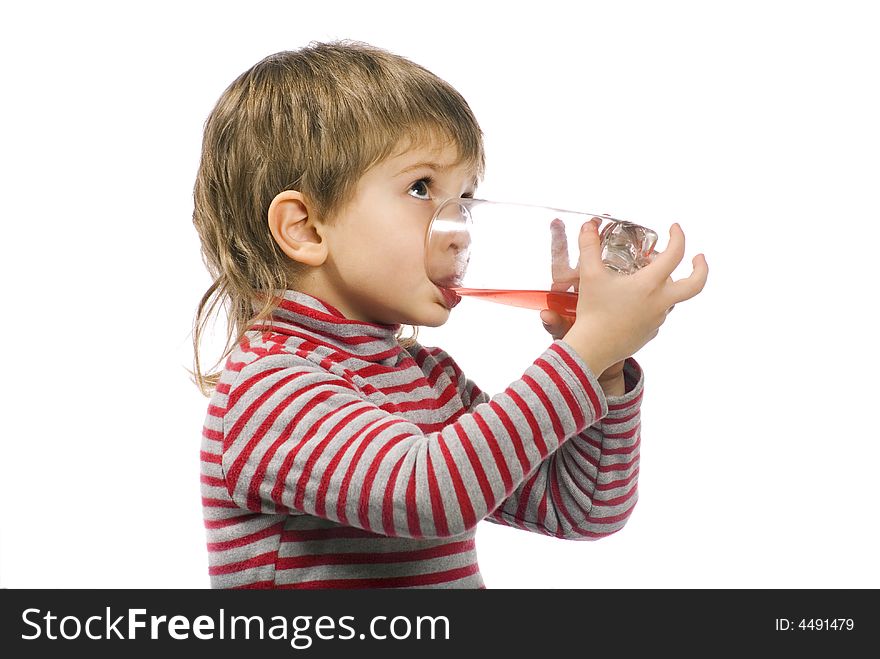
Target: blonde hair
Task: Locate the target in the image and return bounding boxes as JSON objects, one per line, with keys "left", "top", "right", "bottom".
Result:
{"left": 191, "top": 40, "right": 486, "bottom": 396}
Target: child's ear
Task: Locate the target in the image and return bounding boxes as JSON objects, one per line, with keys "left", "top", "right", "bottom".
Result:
{"left": 267, "top": 191, "right": 328, "bottom": 266}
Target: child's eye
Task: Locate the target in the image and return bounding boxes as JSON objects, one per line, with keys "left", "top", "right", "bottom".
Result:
{"left": 407, "top": 177, "right": 433, "bottom": 200}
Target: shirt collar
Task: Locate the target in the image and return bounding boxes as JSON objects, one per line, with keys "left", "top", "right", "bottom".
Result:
{"left": 258, "top": 290, "right": 404, "bottom": 363}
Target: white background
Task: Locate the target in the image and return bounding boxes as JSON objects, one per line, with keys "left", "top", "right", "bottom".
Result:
{"left": 1, "top": 0, "right": 877, "bottom": 589}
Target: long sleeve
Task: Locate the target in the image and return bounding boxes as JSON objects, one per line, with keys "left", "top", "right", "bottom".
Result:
{"left": 211, "top": 342, "right": 608, "bottom": 540}
{"left": 437, "top": 341, "right": 642, "bottom": 540}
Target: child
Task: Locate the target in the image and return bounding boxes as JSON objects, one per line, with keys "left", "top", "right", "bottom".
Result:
{"left": 192, "top": 41, "right": 708, "bottom": 589}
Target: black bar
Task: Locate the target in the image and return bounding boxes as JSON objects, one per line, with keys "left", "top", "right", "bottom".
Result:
{"left": 1, "top": 589, "right": 874, "bottom": 656}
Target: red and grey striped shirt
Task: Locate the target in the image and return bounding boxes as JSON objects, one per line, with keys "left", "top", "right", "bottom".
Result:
{"left": 200, "top": 290, "right": 643, "bottom": 588}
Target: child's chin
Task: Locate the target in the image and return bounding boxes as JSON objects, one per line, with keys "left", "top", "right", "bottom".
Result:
{"left": 415, "top": 304, "right": 452, "bottom": 328}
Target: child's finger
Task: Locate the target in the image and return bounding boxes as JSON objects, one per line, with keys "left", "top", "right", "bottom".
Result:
{"left": 549, "top": 219, "right": 571, "bottom": 272}
{"left": 667, "top": 253, "right": 709, "bottom": 303}
{"left": 550, "top": 221, "right": 579, "bottom": 291}
{"left": 643, "top": 223, "right": 686, "bottom": 282}
{"left": 540, "top": 309, "right": 574, "bottom": 340}
{"left": 576, "top": 218, "right": 604, "bottom": 276}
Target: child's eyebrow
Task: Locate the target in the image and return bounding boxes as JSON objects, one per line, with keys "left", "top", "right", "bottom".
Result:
{"left": 395, "top": 162, "right": 479, "bottom": 190}
{"left": 395, "top": 162, "right": 455, "bottom": 177}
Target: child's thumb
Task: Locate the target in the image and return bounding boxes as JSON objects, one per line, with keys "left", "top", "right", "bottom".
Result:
{"left": 577, "top": 218, "right": 603, "bottom": 274}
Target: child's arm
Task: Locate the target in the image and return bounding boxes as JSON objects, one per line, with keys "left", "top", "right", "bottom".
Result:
{"left": 431, "top": 343, "right": 641, "bottom": 539}
{"left": 486, "top": 349, "right": 642, "bottom": 539}
{"left": 474, "top": 219, "right": 705, "bottom": 537}
{"left": 209, "top": 342, "right": 610, "bottom": 540}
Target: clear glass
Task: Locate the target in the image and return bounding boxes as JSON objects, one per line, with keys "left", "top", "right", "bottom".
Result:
{"left": 425, "top": 198, "right": 658, "bottom": 316}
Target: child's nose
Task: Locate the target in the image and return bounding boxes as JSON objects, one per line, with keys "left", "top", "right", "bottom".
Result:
{"left": 426, "top": 222, "right": 472, "bottom": 285}
{"left": 442, "top": 226, "right": 472, "bottom": 254}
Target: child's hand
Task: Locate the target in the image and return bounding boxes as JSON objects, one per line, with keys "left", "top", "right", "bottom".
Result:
{"left": 539, "top": 307, "right": 573, "bottom": 341}
{"left": 541, "top": 308, "right": 626, "bottom": 386}
{"left": 561, "top": 219, "right": 708, "bottom": 377}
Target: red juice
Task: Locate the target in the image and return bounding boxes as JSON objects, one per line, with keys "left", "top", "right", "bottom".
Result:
{"left": 452, "top": 288, "right": 578, "bottom": 317}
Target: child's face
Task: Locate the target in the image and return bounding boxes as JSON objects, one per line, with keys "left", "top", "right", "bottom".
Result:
{"left": 320, "top": 139, "right": 477, "bottom": 327}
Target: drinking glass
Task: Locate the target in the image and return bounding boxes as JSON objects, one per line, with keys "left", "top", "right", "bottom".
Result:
{"left": 425, "top": 198, "right": 658, "bottom": 316}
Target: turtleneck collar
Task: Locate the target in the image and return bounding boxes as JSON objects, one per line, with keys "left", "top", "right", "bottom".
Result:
{"left": 254, "top": 290, "right": 404, "bottom": 363}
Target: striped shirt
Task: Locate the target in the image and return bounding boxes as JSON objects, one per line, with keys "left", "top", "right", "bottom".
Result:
{"left": 200, "top": 290, "right": 643, "bottom": 588}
